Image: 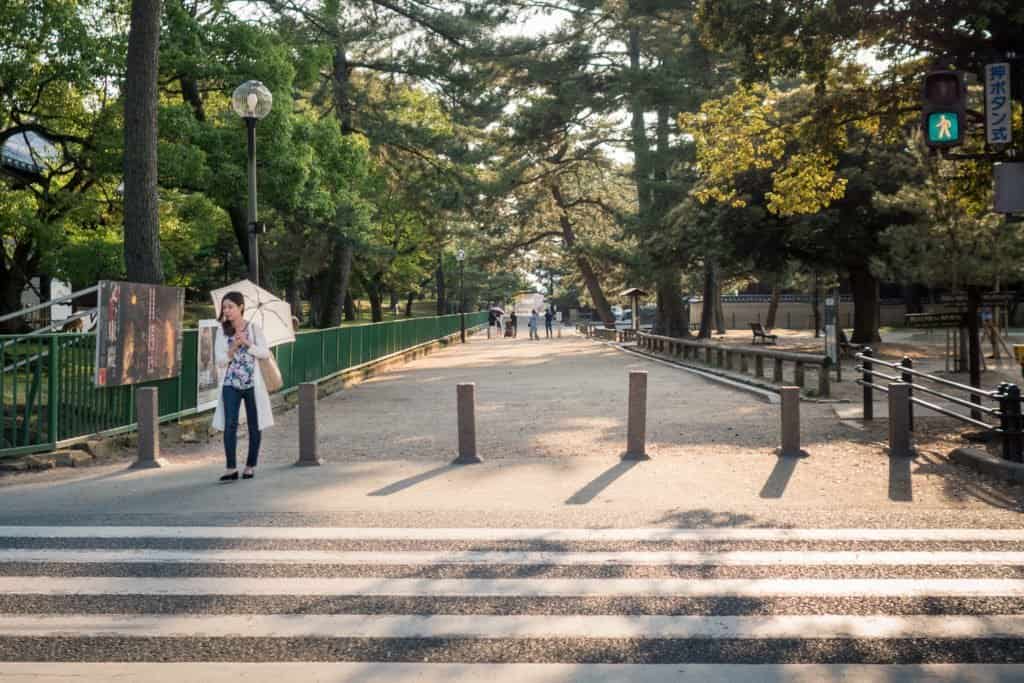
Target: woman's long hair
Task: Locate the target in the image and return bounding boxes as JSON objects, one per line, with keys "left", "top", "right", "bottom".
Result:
{"left": 218, "top": 292, "right": 246, "bottom": 336}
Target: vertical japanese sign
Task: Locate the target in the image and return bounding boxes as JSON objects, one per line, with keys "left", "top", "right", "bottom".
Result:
{"left": 985, "top": 62, "right": 1012, "bottom": 146}
{"left": 94, "top": 281, "right": 185, "bottom": 387}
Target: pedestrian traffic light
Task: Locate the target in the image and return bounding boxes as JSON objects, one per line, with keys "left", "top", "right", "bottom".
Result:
{"left": 922, "top": 70, "right": 967, "bottom": 148}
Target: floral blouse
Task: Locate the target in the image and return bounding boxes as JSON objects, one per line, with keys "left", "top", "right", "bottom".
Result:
{"left": 224, "top": 330, "right": 256, "bottom": 390}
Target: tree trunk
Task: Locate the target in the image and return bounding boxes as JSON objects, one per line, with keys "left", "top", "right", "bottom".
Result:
{"left": 122, "top": 0, "right": 163, "bottom": 284}
{"left": 286, "top": 280, "right": 301, "bottom": 325}
{"left": 315, "top": 259, "right": 340, "bottom": 328}
{"left": 714, "top": 270, "right": 726, "bottom": 334}
{"left": 812, "top": 273, "right": 821, "bottom": 337}
{"left": 654, "top": 274, "right": 689, "bottom": 337}
{"left": 405, "top": 292, "right": 415, "bottom": 317}
{"left": 848, "top": 265, "right": 881, "bottom": 343}
{"left": 369, "top": 285, "right": 383, "bottom": 322}
{"left": 229, "top": 205, "right": 252, "bottom": 276}
{"left": 765, "top": 283, "right": 781, "bottom": 330}
{"left": 343, "top": 291, "right": 356, "bottom": 321}
{"left": 336, "top": 241, "right": 354, "bottom": 320}
{"left": 904, "top": 284, "right": 924, "bottom": 314}
{"left": 550, "top": 183, "right": 615, "bottom": 327}
{"left": 179, "top": 76, "right": 206, "bottom": 122}
{"left": 435, "top": 259, "right": 446, "bottom": 315}
{"left": 699, "top": 263, "right": 715, "bottom": 339}
{"left": 0, "top": 269, "right": 29, "bottom": 334}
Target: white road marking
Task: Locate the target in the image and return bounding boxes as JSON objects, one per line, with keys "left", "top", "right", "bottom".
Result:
{"left": 3, "top": 663, "right": 1024, "bottom": 683}
{"left": 2, "top": 527, "right": 1024, "bottom": 541}
{"left": 4, "top": 576, "right": 1024, "bottom": 597}
{"left": 3, "top": 613, "right": 1024, "bottom": 639}
{"left": 3, "top": 548, "right": 1024, "bottom": 566}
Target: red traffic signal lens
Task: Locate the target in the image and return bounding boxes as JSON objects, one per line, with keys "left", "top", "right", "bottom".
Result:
{"left": 924, "top": 72, "right": 962, "bottom": 105}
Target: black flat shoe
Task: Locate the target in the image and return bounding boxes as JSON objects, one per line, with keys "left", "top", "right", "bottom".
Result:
{"left": 242, "top": 471, "right": 255, "bottom": 479}
{"left": 219, "top": 471, "right": 239, "bottom": 482}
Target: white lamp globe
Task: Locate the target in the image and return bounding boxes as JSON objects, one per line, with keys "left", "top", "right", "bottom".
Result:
{"left": 232, "top": 81, "right": 273, "bottom": 120}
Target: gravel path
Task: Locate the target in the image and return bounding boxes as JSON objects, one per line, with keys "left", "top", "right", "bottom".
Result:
{"left": 1, "top": 329, "right": 1021, "bottom": 525}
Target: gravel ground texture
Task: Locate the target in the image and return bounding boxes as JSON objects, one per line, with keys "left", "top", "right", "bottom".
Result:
{"left": 1, "top": 329, "right": 1021, "bottom": 526}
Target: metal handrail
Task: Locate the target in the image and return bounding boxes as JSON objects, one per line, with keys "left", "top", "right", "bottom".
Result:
{"left": 909, "top": 395, "right": 995, "bottom": 430}
{"left": 904, "top": 381, "right": 1000, "bottom": 417}
{"left": 0, "top": 285, "right": 98, "bottom": 324}
{"left": 856, "top": 351, "right": 999, "bottom": 398}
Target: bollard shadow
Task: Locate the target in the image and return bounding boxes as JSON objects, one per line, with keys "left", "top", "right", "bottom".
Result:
{"left": 367, "top": 464, "right": 455, "bottom": 497}
{"left": 888, "top": 452, "right": 914, "bottom": 502}
{"left": 565, "top": 460, "right": 639, "bottom": 505}
{"left": 759, "top": 451, "right": 808, "bottom": 499}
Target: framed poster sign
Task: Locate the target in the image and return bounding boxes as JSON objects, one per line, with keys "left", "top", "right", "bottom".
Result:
{"left": 94, "top": 281, "right": 185, "bottom": 387}
{"left": 196, "top": 319, "right": 221, "bottom": 409}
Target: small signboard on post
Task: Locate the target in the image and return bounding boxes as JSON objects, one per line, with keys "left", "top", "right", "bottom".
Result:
{"left": 985, "top": 62, "right": 1013, "bottom": 146}
{"left": 824, "top": 296, "right": 838, "bottom": 365}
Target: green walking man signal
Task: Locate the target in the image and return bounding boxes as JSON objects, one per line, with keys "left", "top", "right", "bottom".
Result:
{"left": 922, "top": 70, "right": 967, "bottom": 149}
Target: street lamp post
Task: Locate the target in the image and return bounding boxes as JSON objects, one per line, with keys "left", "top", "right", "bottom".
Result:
{"left": 456, "top": 249, "right": 466, "bottom": 343}
{"left": 231, "top": 80, "right": 273, "bottom": 285}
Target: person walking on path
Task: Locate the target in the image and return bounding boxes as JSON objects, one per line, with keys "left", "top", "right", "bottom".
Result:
{"left": 544, "top": 309, "right": 554, "bottom": 338}
{"left": 212, "top": 292, "right": 275, "bottom": 482}
{"left": 529, "top": 309, "right": 539, "bottom": 340}
{"left": 510, "top": 310, "right": 518, "bottom": 337}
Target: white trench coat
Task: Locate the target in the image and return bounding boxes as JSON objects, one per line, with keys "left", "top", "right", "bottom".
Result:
{"left": 212, "top": 322, "right": 275, "bottom": 432}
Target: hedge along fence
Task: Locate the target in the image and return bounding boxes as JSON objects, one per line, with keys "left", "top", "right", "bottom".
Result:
{"left": 0, "top": 312, "right": 488, "bottom": 458}
{"left": 636, "top": 331, "right": 832, "bottom": 397}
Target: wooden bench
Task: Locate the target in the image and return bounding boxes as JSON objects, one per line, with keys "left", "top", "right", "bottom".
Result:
{"left": 749, "top": 322, "right": 778, "bottom": 345}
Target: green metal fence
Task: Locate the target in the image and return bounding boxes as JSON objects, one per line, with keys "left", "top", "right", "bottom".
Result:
{"left": 0, "top": 312, "right": 486, "bottom": 458}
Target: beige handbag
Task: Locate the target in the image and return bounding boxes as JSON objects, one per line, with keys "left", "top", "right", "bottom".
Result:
{"left": 249, "top": 326, "right": 284, "bottom": 393}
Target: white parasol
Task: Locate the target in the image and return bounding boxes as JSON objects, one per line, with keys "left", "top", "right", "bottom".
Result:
{"left": 210, "top": 279, "right": 296, "bottom": 347}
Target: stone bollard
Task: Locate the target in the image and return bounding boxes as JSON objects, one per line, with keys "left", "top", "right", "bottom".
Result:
{"left": 132, "top": 387, "right": 164, "bottom": 469}
{"left": 453, "top": 383, "right": 483, "bottom": 464}
{"left": 295, "top": 382, "right": 322, "bottom": 466}
{"left": 624, "top": 371, "right": 650, "bottom": 460}
{"left": 818, "top": 363, "right": 831, "bottom": 398}
{"left": 778, "top": 386, "right": 803, "bottom": 457}
{"left": 889, "top": 382, "right": 914, "bottom": 457}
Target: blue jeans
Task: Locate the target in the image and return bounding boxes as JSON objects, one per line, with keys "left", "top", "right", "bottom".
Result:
{"left": 222, "top": 385, "right": 261, "bottom": 469}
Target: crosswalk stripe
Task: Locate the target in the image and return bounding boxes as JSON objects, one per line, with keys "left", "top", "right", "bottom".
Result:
{"left": 5, "top": 663, "right": 1024, "bottom": 683}
{"left": 5, "top": 613, "right": 1024, "bottom": 639}
{"left": 5, "top": 527, "right": 1024, "bottom": 674}
{"left": 4, "top": 576, "right": 1024, "bottom": 597}
{"left": 2, "top": 526, "right": 1023, "bottom": 541}
{"left": 4, "top": 548, "right": 1024, "bottom": 565}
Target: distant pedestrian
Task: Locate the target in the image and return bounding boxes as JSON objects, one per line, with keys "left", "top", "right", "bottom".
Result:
{"left": 510, "top": 311, "right": 518, "bottom": 337}
{"left": 544, "top": 309, "right": 553, "bottom": 338}
{"left": 529, "top": 309, "right": 539, "bottom": 340}
{"left": 488, "top": 309, "right": 498, "bottom": 338}
{"left": 213, "top": 292, "right": 274, "bottom": 482}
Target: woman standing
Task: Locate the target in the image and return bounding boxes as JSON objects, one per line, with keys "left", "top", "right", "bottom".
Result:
{"left": 212, "top": 292, "right": 275, "bottom": 481}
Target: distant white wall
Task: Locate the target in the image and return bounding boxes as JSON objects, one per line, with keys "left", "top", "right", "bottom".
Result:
{"left": 20, "top": 278, "right": 72, "bottom": 323}
{"left": 514, "top": 293, "right": 546, "bottom": 315}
